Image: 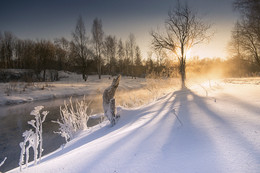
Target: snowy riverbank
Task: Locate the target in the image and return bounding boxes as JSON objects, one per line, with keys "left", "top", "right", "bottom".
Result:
{"left": 0, "top": 72, "right": 171, "bottom": 106}
{"left": 7, "top": 78, "right": 260, "bottom": 173}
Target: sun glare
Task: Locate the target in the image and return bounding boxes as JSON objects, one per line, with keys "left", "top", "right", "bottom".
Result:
{"left": 186, "top": 49, "right": 192, "bottom": 59}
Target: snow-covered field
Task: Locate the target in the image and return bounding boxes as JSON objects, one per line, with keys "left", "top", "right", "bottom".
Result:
{"left": 7, "top": 77, "right": 260, "bottom": 173}
{"left": 0, "top": 72, "right": 178, "bottom": 106}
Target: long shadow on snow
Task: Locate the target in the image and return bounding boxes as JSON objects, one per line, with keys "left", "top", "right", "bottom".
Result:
{"left": 82, "top": 88, "right": 228, "bottom": 172}
{"left": 43, "top": 88, "right": 260, "bottom": 171}
{"left": 187, "top": 91, "right": 260, "bottom": 162}
{"left": 80, "top": 90, "right": 185, "bottom": 171}
{"left": 40, "top": 91, "right": 176, "bottom": 162}
{"left": 160, "top": 88, "right": 222, "bottom": 172}
{"left": 219, "top": 93, "right": 260, "bottom": 116}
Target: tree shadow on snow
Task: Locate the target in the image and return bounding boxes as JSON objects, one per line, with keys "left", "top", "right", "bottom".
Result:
{"left": 161, "top": 88, "right": 260, "bottom": 171}
{"left": 41, "top": 88, "right": 260, "bottom": 172}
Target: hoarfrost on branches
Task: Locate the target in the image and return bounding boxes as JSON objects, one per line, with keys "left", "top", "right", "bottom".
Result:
{"left": 52, "top": 96, "right": 90, "bottom": 143}
{"left": 19, "top": 106, "right": 48, "bottom": 171}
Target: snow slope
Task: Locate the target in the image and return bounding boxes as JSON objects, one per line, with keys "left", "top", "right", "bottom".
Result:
{"left": 8, "top": 80, "right": 260, "bottom": 173}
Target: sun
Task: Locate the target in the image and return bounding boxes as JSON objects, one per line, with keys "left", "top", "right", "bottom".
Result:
{"left": 186, "top": 49, "right": 192, "bottom": 59}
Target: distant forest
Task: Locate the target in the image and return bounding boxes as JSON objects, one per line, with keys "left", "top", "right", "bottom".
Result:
{"left": 1, "top": 0, "right": 260, "bottom": 82}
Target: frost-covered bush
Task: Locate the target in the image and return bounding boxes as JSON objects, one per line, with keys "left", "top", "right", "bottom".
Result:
{"left": 19, "top": 130, "right": 36, "bottom": 171}
{"left": 19, "top": 106, "right": 48, "bottom": 171}
{"left": 53, "top": 96, "right": 90, "bottom": 143}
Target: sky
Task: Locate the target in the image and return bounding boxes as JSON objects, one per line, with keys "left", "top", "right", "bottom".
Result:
{"left": 0, "top": 0, "right": 239, "bottom": 59}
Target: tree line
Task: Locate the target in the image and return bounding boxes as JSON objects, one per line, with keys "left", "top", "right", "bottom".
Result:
{"left": 0, "top": 16, "right": 176, "bottom": 81}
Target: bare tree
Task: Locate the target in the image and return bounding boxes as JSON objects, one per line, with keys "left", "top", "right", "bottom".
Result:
{"left": 72, "top": 15, "right": 89, "bottom": 81}
{"left": 151, "top": 2, "right": 211, "bottom": 88}
{"left": 104, "top": 35, "right": 117, "bottom": 76}
{"left": 117, "top": 38, "right": 125, "bottom": 74}
{"left": 228, "top": 22, "right": 247, "bottom": 77}
{"left": 92, "top": 18, "right": 104, "bottom": 79}
{"left": 54, "top": 37, "right": 70, "bottom": 70}
{"left": 124, "top": 40, "right": 131, "bottom": 76}
{"left": 234, "top": 20, "right": 260, "bottom": 69}
{"left": 151, "top": 49, "right": 165, "bottom": 75}
{"left": 134, "top": 45, "right": 142, "bottom": 77}
{"left": 35, "top": 40, "right": 55, "bottom": 81}
{"left": 234, "top": 0, "right": 260, "bottom": 20}
{"left": 0, "top": 31, "right": 3, "bottom": 68}
{"left": 145, "top": 51, "right": 154, "bottom": 74}
{"left": 0, "top": 31, "right": 16, "bottom": 68}
{"left": 232, "top": 0, "right": 260, "bottom": 69}
{"left": 229, "top": 23, "right": 243, "bottom": 59}
{"left": 135, "top": 45, "right": 142, "bottom": 66}
{"left": 129, "top": 33, "right": 136, "bottom": 78}
{"left": 16, "top": 39, "right": 36, "bottom": 69}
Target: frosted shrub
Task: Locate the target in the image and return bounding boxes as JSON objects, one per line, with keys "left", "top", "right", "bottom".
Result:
{"left": 19, "top": 130, "right": 36, "bottom": 171}
{"left": 53, "top": 96, "right": 90, "bottom": 143}
{"left": 19, "top": 106, "right": 48, "bottom": 171}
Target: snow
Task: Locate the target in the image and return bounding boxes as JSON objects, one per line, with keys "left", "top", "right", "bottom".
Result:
{"left": 0, "top": 72, "right": 149, "bottom": 106}
{"left": 7, "top": 78, "right": 260, "bottom": 173}
{"left": 0, "top": 72, "right": 178, "bottom": 107}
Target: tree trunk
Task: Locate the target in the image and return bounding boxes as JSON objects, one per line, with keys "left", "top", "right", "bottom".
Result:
{"left": 43, "top": 69, "right": 46, "bottom": 82}
{"left": 103, "top": 75, "right": 121, "bottom": 125}
{"left": 179, "top": 57, "right": 186, "bottom": 88}
{"left": 109, "top": 98, "right": 116, "bottom": 125}
{"left": 97, "top": 59, "right": 101, "bottom": 79}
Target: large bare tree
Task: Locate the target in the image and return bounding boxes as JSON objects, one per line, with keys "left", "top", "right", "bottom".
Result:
{"left": 151, "top": 2, "right": 211, "bottom": 88}
{"left": 92, "top": 18, "right": 104, "bottom": 79}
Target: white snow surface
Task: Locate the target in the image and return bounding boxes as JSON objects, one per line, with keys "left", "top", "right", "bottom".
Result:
{"left": 8, "top": 78, "right": 260, "bottom": 173}
{"left": 0, "top": 72, "right": 149, "bottom": 105}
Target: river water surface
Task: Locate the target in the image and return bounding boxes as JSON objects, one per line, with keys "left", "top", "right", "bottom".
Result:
{"left": 0, "top": 96, "right": 103, "bottom": 172}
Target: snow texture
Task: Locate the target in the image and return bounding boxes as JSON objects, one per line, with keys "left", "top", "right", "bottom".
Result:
{"left": 8, "top": 79, "right": 260, "bottom": 173}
